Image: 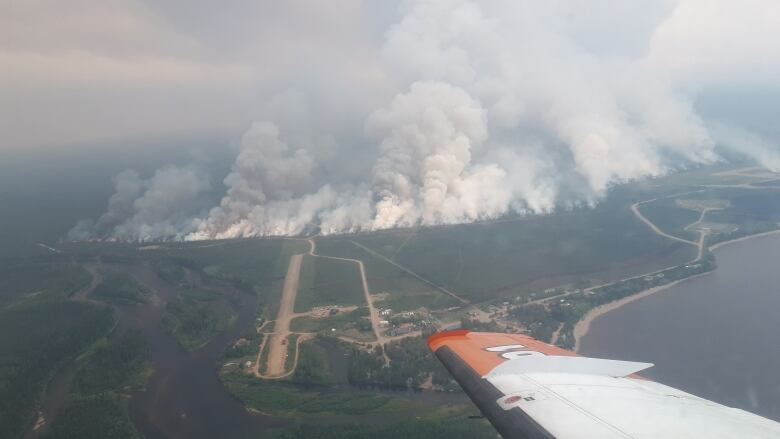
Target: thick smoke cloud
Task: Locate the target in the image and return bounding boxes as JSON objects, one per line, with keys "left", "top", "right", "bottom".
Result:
{"left": 69, "top": 166, "right": 211, "bottom": 241}
{"left": 70, "top": 0, "right": 780, "bottom": 241}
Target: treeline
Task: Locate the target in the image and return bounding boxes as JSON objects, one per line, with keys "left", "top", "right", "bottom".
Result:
{"left": 0, "top": 259, "right": 91, "bottom": 307}
{"left": 509, "top": 253, "right": 718, "bottom": 348}
{"left": 45, "top": 394, "right": 138, "bottom": 439}
{"left": 274, "top": 417, "right": 495, "bottom": 439}
{"left": 161, "top": 287, "right": 235, "bottom": 351}
{"left": 292, "top": 341, "right": 329, "bottom": 385}
{"left": 91, "top": 271, "right": 151, "bottom": 304}
{"left": 73, "top": 330, "right": 151, "bottom": 395}
{"left": 346, "top": 337, "right": 456, "bottom": 390}
{"left": 706, "top": 222, "right": 779, "bottom": 247}
{"left": 0, "top": 301, "right": 114, "bottom": 438}
{"left": 46, "top": 330, "right": 151, "bottom": 439}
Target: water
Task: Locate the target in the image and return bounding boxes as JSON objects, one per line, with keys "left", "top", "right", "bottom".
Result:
{"left": 34, "top": 261, "right": 475, "bottom": 439}
{"left": 122, "top": 265, "right": 286, "bottom": 439}
{"left": 580, "top": 233, "right": 780, "bottom": 421}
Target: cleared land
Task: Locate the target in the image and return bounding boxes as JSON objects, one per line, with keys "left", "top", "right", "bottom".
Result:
{"left": 294, "top": 255, "right": 366, "bottom": 313}
{"left": 313, "top": 238, "right": 459, "bottom": 312}
{"left": 635, "top": 198, "right": 702, "bottom": 243}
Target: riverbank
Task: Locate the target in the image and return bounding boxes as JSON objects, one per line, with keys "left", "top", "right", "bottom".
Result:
{"left": 573, "top": 229, "right": 779, "bottom": 352}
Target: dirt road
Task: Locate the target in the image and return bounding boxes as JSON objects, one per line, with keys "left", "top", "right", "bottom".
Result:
{"left": 631, "top": 200, "right": 698, "bottom": 246}
{"left": 348, "top": 239, "right": 469, "bottom": 305}
{"left": 264, "top": 253, "right": 304, "bottom": 377}
{"left": 308, "top": 239, "right": 388, "bottom": 352}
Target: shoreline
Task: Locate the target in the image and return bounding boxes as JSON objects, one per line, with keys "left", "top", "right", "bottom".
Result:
{"left": 709, "top": 228, "right": 780, "bottom": 251}
{"left": 573, "top": 229, "right": 780, "bottom": 352}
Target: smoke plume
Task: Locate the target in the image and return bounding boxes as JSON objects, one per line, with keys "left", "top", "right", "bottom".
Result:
{"left": 69, "top": 166, "right": 211, "bottom": 241}
{"left": 70, "top": 0, "right": 780, "bottom": 241}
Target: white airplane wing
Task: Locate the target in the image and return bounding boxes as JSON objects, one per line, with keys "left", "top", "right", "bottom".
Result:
{"left": 429, "top": 330, "right": 780, "bottom": 438}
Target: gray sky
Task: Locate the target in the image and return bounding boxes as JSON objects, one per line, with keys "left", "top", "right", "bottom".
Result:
{"left": 2, "top": 0, "right": 778, "bottom": 152}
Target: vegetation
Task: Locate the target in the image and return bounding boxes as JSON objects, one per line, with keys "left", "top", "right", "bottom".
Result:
{"left": 73, "top": 330, "right": 151, "bottom": 395}
{"left": 292, "top": 340, "right": 331, "bottom": 385}
{"left": 46, "top": 394, "right": 139, "bottom": 439}
{"left": 510, "top": 253, "right": 718, "bottom": 348}
{"left": 220, "top": 374, "right": 396, "bottom": 416}
{"left": 0, "top": 301, "right": 114, "bottom": 438}
{"left": 46, "top": 331, "right": 151, "bottom": 439}
{"left": 274, "top": 416, "right": 496, "bottom": 439}
{"left": 294, "top": 256, "right": 365, "bottom": 312}
{"left": 341, "top": 186, "right": 695, "bottom": 302}
{"left": 314, "top": 238, "right": 457, "bottom": 311}
{"left": 707, "top": 222, "right": 779, "bottom": 246}
{"left": 162, "top": 287, "right": 236, "bottom": 350}
{"left": 284, "top": 334, "right": 301, "bottom": 372}
{"left": 347, "top": 336, "right": 456, "bottom": 390}
{"left": 91, "top": 271, "right": 151, "bottom": 304}
{"left": 258, "top": 335, "right": 272, "bottom": 375}
{"left": 0, "top": 260, "right": 91, "bottom": 308}
{"left": 637, "top": 198, "right": 700, "bottom": 242}
{"left": 151, "top": 259, "right": 193, "bottom": 287}
{"left": 704, "top": 189, "right": 780, "bottom": 224}
{"left": 511, "top": 304, "right": 562, "bottom": 341}
{"left": 290, "top": 307, "right": 373, "bottom": 338}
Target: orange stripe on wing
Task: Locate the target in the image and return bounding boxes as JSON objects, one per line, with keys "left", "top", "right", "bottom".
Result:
{"left": 428, "top": 330, "right": 577, "bottom": 376}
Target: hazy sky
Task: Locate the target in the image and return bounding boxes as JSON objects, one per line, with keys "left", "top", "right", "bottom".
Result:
{"left": 2, "top": 0, "right": 778, "bottom": 151}
{"left": 3, "top": 0, "right": 780, "bottom": 240}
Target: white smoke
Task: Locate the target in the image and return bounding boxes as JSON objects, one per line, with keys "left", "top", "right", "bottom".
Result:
{"left": 367, "top": 81, "right": 490, "bottom": 227}
{"left": 69, "top": 165, "right": 211, "bottom": 241}
{"left": 71, "top": 0, "right": 780, "bottom": 241}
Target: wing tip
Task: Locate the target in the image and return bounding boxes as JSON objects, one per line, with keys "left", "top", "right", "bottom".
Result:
{"left": 427, "top": 329, "right": 471, "bottom": 352}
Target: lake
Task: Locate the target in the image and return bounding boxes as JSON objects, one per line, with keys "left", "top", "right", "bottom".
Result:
{"left": 580, "top": 232, "right": 780, "bottom": 421}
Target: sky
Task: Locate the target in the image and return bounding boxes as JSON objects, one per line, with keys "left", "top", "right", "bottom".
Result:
{"left": 2, "top": 0, "right": 780, "bottom": 240}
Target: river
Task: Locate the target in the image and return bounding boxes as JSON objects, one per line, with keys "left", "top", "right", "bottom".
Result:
{"left": 580, "top": 232, "right": 780, "bottom": 421}
{"left": 122, "top": 265, "right": 287, "bottom": 439}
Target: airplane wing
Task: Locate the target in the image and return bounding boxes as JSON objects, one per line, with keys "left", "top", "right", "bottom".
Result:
{"left": 428, "top": 330, "right": 780, "bottom": 438}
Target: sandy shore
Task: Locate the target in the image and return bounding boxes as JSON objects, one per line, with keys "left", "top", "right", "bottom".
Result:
{"left": 573, "top": 273, "right": 710, "bottom": 352}
{"left": 573, "top": 228, "right": 780, "bottom": 352}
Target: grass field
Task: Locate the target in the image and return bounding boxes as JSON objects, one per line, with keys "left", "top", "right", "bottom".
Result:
{"left": 637, "top": 198, "right": 701, "bottom": 242}
{"left": 294, "top": 256, "right": 365, "bottom": 313}
{"left": 313, "top": 239, "right": 458, "bottom": 311}
{"left": 290, "top": 307, "right": 373, "bottom": 339}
